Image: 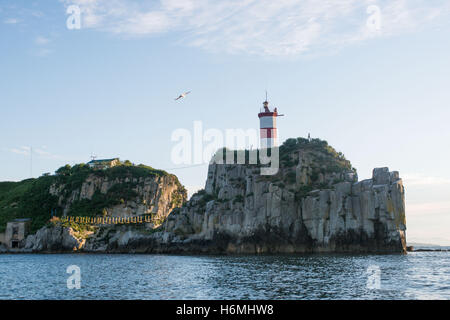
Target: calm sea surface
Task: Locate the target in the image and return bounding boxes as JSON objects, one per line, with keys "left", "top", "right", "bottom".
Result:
{"left": 0, "top": 252, "right": 448, "bottom": 299}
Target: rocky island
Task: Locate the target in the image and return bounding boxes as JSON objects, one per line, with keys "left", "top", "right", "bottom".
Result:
{"left": 0, "top": 138, "right": 407, "bottom": 254}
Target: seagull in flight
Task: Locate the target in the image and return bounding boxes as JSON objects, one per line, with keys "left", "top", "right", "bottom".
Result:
{"left": 175, "top": 91, "right": 191, "bottom": 101}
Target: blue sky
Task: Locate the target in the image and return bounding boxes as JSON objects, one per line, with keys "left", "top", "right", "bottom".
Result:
{"left": 1, "top": 0, "right": 450, "bottom": 245}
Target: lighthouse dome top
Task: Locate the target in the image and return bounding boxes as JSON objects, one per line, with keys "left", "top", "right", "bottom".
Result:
{"left": 258, "top": 99, "right": 278, "bottom": 118}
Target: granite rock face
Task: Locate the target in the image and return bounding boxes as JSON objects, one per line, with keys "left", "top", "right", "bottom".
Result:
{"left": 157, "top": 141, "right": 407, "bottom": 254}
{"left": 24, "top": 225, "right": 87, "bottom": 252}
{"left": 49, "top": 174, "right": 186, "bottom": 221}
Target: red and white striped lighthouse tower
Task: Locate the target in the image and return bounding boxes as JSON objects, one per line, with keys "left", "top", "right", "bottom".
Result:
{"left": 258, "top": 95, "right": 283, "bottom": 148}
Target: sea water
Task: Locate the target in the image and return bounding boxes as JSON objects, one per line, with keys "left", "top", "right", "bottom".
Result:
{"left": 0, "top": 252, "right": 448, "bottom": 299}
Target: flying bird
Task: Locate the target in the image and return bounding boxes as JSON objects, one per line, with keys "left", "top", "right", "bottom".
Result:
{"left": 175, "top": 91, "right": 191, "bottom": 101}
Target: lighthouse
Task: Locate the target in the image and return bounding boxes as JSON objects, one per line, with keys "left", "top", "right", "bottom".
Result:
{"left": 258, "top": 97, "right": 283, "bottom": 148}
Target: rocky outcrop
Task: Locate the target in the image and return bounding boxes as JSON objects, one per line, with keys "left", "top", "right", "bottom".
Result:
{"left": 24, "top": 225, "right": 87, "bottom": 252}
{"left": 50, "top": 173, "right": 186, "bottom": 222}
{"left": 17, "top": 139, "right": 408, "bottom": 254}
{"left": 156, "top": 140, "right": 407, "bottom": 254}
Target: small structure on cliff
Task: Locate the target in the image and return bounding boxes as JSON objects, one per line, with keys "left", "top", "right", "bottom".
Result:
{"left": 87, "top": 158, "right": 120, "bottom": 170}
{"left": 4, "top": 219, "right": 31, "bottom": 248}
{"left": 258, "top": 96, "right": 284, "bottom": 148}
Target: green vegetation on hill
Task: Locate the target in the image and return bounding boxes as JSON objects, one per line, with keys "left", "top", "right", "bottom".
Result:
{"left": 210, "top": 137, "right": 355, "bottom": 173}
{"left": 0, "top": 161, "right": 182, "bottom": 233}
{"left": 194, "top": 137, "right": 357, "bottom": 205}
{"left": 280, "top": 137, "right": 355, "bottom": 171}
{"left": 0, "top": 177, "right": 58, "bottom": 233}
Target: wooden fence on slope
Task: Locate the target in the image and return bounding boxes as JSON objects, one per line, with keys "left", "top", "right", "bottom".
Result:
{"left": 59, "top": 215, "right": 153, "bottom": 225}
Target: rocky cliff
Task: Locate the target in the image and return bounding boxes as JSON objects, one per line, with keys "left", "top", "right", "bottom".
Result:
{"left": 0, "top": 162, "right": 187, "bottom": 237}
{"left": 158, "top": 138, "right": 406, "bottom": 253}
{"left": 18, "top": 138, "right": 407, "bottom": 254}
{"left": 24, "top": 224, "right": 90, "bottom": 252}
{"left": 49, "top": 170, "right": 185, "bottom": 222}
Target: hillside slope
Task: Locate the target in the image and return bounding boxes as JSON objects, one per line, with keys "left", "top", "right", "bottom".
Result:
{"left": 0, "top": 162, "right": 187, "bottom": 233}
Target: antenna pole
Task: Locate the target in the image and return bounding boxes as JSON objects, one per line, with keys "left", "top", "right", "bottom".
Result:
{"left": 30, "top": 146, "right": 32, "bottom": 178}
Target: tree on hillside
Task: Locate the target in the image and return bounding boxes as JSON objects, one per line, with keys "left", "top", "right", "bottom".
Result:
{"left": 55, "top": 164, "right": 71, "bottom": 176}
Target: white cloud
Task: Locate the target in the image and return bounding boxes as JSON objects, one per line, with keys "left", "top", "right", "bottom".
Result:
{"left": 31, "top": 11, "right": 45, "bottom": 18}
{"left": 34, "top": 147, "right": 63, "bottom": 160}
{"left": 3, "top": 18, "right": 19, "bottom": 24}
{"left": 9, "top": 146, "right": 31, "bottom": 156}
{"left": 111, "top": 11, "right": 172, "bottom": 35}
{"left": 33, "top": 149, "right": 47, "bottom": 156}
{"left": 34, "top": 36, "right": 53, "bottom": 56}
{"left": 7, "top": 146, "right": 62, "bottom": 160}
{"left": 403, "top": 173, "right": 450, "bottom": 187}
{"left": 405, "top": 200, "right": 450, "bottom": 245}
{"left": 407, "top": 235, "right": 450, "bottom": 246}
{"left": 35, "top": 36, "right": 50, "bottom": 45}
{"left": 407, "top": 201, "right": 450, "bottom": 216}
{"left": 62, "top": 0, "right": 450, "bottom": 56}
{"left": 34, "top": 48, "right": 53, "bottom": 57}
